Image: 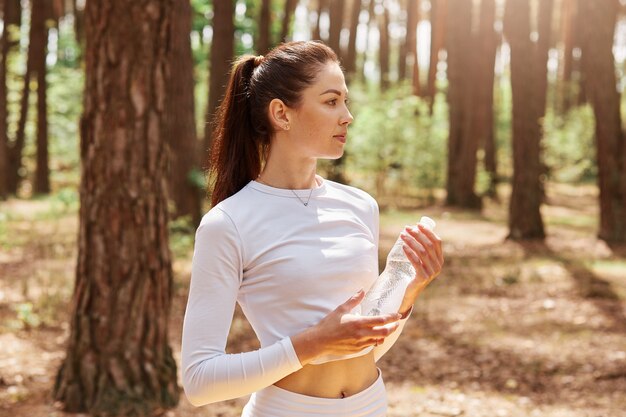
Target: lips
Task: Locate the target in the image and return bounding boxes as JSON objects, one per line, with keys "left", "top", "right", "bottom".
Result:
{"left": 333, "top": 134, "right": 347, "bottom": 143}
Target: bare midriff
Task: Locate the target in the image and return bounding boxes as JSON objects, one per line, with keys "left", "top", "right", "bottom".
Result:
{"left": 273, "top": 351, "right": 378, "bottom": 399}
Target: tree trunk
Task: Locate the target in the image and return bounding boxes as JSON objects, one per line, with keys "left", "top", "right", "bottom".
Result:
{"left": 328, "top": 0, "right": 344, "bottom": 58}
{"left": 504, "top": 0, "right": 548, "bottom": 240}
{"left": 445, "top": 0, "right": 477, "bottom": 207}
{"left": 579, "top": 0, "right": 625, "bottom": 241}
{"left": 360, "top": 0, "right": 376, "bottom": 80}
{"left": 0, "top": 0, "right": 11, "bottom": 198}
{"left": 280, "top": 0, "right": 298, "bottom": 43}
{"left": 313, "top": 0, "right": 328, "bottom": 41}
{"left": 397, "top": 0, "right": 408, "bottom": 81}
{"left": 9, "top": 34, "right": 33, "bottom": 194}
{"left": 398, "top": 0, "right": 419, "bottom": 89}
{"left": 345, "top": 0, "right": 362, "bottom": 75}
{"left": 72, "top": 0, "right": 85, "bottom": 51}
{"left": 559, "top": 0, "right": 576, "bottom": 113}
{"left": 204, "top": 0, "right": 234, "bottom": 169}
{"left": 0, "top": 0, "right": 20, "bottom": 198}
{"left": 472, "top": 0, "right": 498, "bottom": 198}
{"left": 378, "top": 0, "right": 390, "bottom": 90}
{"left": 166, "top": 0, "right": 201, "bottom": 226}
{"left": 426, "top": 0, "right": 446, "bottom": 112}
{"left": 53, "top": 1, "right": 180, "bottom": 415}
{"left": 407, "top": 0, "right": 420, "bottom": 95}
{"left": 33, "top": 0, "right": 50, "bottom": 194}
{"left": 257, "top": 0, "right": 271, "bottom": 54}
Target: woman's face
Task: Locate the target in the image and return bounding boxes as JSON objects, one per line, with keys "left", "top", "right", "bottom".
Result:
{"left": 287, "top": 62, "right": 354, "bottom": 160}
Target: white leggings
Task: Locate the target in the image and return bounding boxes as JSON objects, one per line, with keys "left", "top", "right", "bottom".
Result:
{"left": 241, "top": 368, "right": 387, "bottom": 417}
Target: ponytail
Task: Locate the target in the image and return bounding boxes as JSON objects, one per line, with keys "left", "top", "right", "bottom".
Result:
{"left": 207, "top": 41, "right": 339, "bottom": 207}
{"left": 208, "top": 55, "right": 265, "bottom": 207}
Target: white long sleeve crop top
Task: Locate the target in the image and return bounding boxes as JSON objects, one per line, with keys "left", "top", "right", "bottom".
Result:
{"left": 181, "top": 175, "right": 412, "bottom": 406}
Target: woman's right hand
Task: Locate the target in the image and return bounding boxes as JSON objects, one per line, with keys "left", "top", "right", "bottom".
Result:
{"left": 290, "top": 289, "right": 403, "bottom": 366}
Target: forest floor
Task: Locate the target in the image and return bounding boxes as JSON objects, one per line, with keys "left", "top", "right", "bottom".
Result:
{"left": 1, "top": 182, "right": 625, "bottom": 417}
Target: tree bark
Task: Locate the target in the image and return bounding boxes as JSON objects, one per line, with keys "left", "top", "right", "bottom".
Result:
{"left": 33, "top": 0, "right": 50, "bottom": 194}
{"left": 0, "top": 0, "right": 11, "bottom": 198}
{"left": 426, "top": 0, "right": 446, "bottom": 112}
{"left": 397, "top": 0, "right": 408, "bottom": 81}
{"left": 398, "top": 0, "right": 419, "bottom": 91}
{"left": 328, "top": 0, "right": 345, "bottom": 58}
{"left": 504, "top": 0, "right": 549, "bottom": 240}
{"left": 360, "top": 0, "right": 376, "bottom": 80}
{"left": 345, "top": 0, "right": 362, "bottom": 75}
{"left": 559, "top": 0, "right": 576, "bottom": 113}
{"left": 204, "top": 0, "right": 234, "bottom": 169}
{"left": 0, "top": 0, "right": 20, "bottom": 198}
{"left": 313, "top": 0, "right": 328, "bottom": 41}
{"left": 378, "top": 0, "right": 390, "bottom": 90}
{"left": 53, "top": 0, "right": 180, "bottom": 414}
{"left": 472, "top": 0, "right": 498, "bottom": 198}
{"left": 9, "top": 35, "right": 33, "bottom": 194}
{"left": 72, "top": 0, "right": 85, "bottom": 51}
{"left": 257, "top": 0, "right": 271, "bottom": 54}
{"left": 407, "top": 0, "right": 420, "bottom": 95}
{"left": 445, "top": 0, "right": 477, "bottom": 207}
{"left": 579, "top": 0, "right": 625, "bottom": 241}
{"left": 280, "top": 0, "right": 298, "bottom": 43}
{"left": 166, "top": 0, "right": 201, "bottom": 226}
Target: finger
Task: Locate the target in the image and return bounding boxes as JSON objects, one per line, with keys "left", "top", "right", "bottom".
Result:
{"left": 401, "top": 230, "right": 437, "bottom": 271}
{"left": 405, "top": 226, "right": 439, "bottom": 265}
{"left": 406, "top": 226, "right": 442, "bottom": 272}
{"left": 338, "top": 289, "right": 365, "bottom": 311}
{"left": 357, "top": 313, "right": 402, "bottom": 327}
{"left": 417, "top": 223, "right": 443, "bottom": 264}
{"left": 371, "top": 320, "right": 400, "bottom": 335}
{"left": 357, "top": 337, "right": 384, "bottom": 348}
{"left": 402, "top": 245, "right": 431, "bottom": 283}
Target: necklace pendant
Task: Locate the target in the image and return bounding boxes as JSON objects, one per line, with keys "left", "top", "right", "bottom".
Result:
{"left": 304, "top": 203, "right": 308, "bottom": 206}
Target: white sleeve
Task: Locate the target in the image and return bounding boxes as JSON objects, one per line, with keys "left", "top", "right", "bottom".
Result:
{"left": 181, "top": 208, "right": 303, "bottom": 407}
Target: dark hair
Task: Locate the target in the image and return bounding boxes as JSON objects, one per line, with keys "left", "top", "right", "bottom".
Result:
{"left": 207, "top": 40, "right": 339, "bottom": 207}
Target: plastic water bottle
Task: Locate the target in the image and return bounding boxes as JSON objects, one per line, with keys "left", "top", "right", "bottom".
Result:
{"left": 361, "top": 216, "right": 436, "bottom": 317}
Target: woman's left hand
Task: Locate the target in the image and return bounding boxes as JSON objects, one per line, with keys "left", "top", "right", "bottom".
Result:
{"left": 397, "top": 222, "right": 444, "bottom": 316}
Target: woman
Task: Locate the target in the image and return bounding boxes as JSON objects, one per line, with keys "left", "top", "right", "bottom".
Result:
{"left": 181, "top": 40, "right": 444, "bottom": 416}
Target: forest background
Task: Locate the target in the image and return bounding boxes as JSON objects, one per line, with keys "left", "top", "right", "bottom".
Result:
{"left": 1, "top": 0, "right": 626, "bottom": 416}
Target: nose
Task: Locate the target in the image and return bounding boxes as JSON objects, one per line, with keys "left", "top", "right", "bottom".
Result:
{"left": 341, "top": 109, "right": 354, "bottom": 126}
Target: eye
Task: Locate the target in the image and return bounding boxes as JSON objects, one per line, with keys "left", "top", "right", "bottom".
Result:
{"left": 344, "top": 98, "right": 350, "bottom": 105}
{"left": 327, "top": 99, "right": 337, "bottom": 106}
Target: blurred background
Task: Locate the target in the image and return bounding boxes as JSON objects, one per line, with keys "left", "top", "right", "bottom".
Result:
{"left": 0, "top": 1, "right": 625, "bottom": 416}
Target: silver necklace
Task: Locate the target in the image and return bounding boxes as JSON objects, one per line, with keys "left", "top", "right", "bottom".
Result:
{"left": 256, "top": 176, "right": 314, "bottom": 207}
{"left": 290, "top": 189, "right": 314, "bottom": 206}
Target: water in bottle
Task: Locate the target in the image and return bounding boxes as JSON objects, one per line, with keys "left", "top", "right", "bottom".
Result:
{"left": 361, "top": 216, "right": 436, "bottom": 316}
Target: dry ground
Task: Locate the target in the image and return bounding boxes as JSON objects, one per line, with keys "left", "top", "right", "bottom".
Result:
{"left": 1, "top": 182, "right": 625, "bottom": 416}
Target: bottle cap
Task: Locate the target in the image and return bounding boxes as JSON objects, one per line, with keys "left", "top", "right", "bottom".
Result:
{"left": 419, "top": 216, "right": 436, "bottom": 231}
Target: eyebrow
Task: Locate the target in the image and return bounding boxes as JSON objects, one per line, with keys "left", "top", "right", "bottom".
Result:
{"left": 320, "top": 89, "right": 349, "bottom": 96}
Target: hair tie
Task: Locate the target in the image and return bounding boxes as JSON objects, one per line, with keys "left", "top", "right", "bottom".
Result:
{"left": 253, "top": 55, "right": 264, "bottom": 67}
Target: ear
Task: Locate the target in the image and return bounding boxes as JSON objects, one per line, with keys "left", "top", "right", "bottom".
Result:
{"left": 268, "top": 98, "right": 291, "bottom": 131}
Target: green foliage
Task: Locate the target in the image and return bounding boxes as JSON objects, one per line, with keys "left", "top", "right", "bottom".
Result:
{"left": 543, "top": 105, "right": 596, "bottom": 183}
{"left": 13, "top": 302, "right": 41, "bottom": 330}
{"left": 493, "top": 76, "right": 513, "bottom": 180}
{"left": 54, "top": 22, "right": 82, "bottom": 68}
{"left": 47, "top": 66, "right": 83, "bottom": 189}
{"left": 169, "top": 216, "right": 196, "bottom": 260}
{"left": 345, "top": 82, "right": 447, "bottom": 199}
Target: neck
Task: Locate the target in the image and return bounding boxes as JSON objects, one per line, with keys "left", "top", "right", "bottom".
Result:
{"left": 257, "top": 143, "right": 319, "bottom": 190}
